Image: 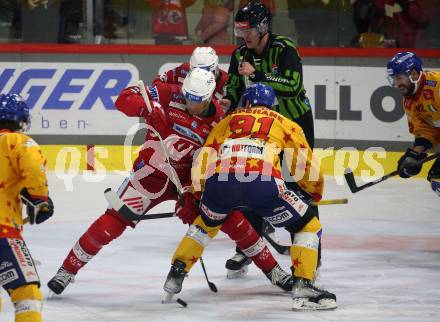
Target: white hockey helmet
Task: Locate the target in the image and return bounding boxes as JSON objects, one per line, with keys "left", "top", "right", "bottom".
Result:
{"left": 189, "top": 47, "right": 219, "bottom": 77}
{"left": 182, "top": 67, "right": 216, "bottom": 104}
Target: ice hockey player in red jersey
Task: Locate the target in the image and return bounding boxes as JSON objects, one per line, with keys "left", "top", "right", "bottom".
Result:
{"left": 47, "top": 68, "right": 294, "bottom": 295}
{"left": 153, "top": 46, "right": 229, "bottom": 104}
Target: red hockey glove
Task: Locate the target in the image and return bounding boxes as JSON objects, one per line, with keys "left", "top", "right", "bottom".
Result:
{"left": 145, "top": 106, "right": 169, "bottom": 134}
{"left": 175, "top": 187, "right": 200, "bottom": 225}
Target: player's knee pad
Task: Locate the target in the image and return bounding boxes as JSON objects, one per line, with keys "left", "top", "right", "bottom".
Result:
{"left": 172, "top": 216, "right": 221, "bottom": 272}
{"left": 87, "top": 211, "right": 129, "bottom": 246}
{"left": 10, "top": 284, "right": 42, "bottom": 322}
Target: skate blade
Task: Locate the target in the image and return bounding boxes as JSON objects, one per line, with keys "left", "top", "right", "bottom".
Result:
{"left": 292, "top": 298, "right": 337, "bottom": 311}
{"left": 161, "top": 291, "right": 174, "bottom": 304}
{"left": 226, "top": 265, "right": 249, "bottom": 279}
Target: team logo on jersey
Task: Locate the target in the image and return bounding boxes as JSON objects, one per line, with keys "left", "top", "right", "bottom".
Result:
{"left": 191, "top": 121, "right": 198, "bottom": 129}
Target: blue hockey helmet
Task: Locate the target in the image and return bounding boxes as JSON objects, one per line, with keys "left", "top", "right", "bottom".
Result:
{"left": 0, "top": 93, "right": 30, "bottom": 130}
{"left": 240, "top": 83, "right": 275, "bottom": 108}
{"left": 387, "top": 52, "right": 423, "bottom": 77}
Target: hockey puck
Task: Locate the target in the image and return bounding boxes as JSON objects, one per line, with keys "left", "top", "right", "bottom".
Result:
{"left": 176, "top": 298, "right": 187, "bottom": 307}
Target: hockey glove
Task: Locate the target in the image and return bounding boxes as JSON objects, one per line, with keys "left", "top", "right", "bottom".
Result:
{"left": 175, "top": 187, "right": 199, "bottom": 225}
{"left": 146, "top": 106, "right": 170, "bottom": 134}
{"left": 397, "top": 148, "right": 427, "bottom": 178}
{"left": 20, "top": 188, "right": 54, "bottom": 225}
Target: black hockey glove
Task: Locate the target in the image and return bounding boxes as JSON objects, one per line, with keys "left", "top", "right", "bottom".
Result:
{"left": 397, "top": 148, "right": 427, "bottom": 178}
{"left": 20, "top": 188, "right": 54, "bottom": 224}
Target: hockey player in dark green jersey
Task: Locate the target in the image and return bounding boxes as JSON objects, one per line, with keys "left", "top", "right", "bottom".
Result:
{"left": 220, "top": 2, "right": 320, "bottom": 278}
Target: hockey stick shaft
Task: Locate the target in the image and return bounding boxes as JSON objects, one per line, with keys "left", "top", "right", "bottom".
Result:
{"left": 138, "top": 80, "right": 152, "bottom": 113}
{"left": 105, "top": 188, "right": 347, "bottom": 222}
{"left": 345, "top": 152, "right": 440, "bottom": 193}
{"left": 137, "top": 80, "right": 182, "bottom": 193}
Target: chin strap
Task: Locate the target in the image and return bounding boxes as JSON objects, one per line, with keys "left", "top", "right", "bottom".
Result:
{"left": 410, "top": 71, "right": 423, "bottom": 95}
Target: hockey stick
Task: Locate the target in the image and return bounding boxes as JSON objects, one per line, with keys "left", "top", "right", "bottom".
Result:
{"left": 263, "top": 231, "right": 290, "bottom": 256}
{"left": 105, "top": 189, "right": 348, "bottom": 222}
{"left": 344, "top": 152, "right": 440, "bottom": 193}
{"left": 104, "top": 188, "right": 218, "bottom": 292}
{"left": 121, "top": 84, "right": 216, "bottom": 292}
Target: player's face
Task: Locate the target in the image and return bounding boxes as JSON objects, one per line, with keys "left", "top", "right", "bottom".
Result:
{"left": 238, "top": 29, "right": 260, "bottom": 49}
{"left": 186, "top": 99, "right": 209, "bottom": 116}
{"left": 393, "top": 74, "right": 415, "bottom": 96}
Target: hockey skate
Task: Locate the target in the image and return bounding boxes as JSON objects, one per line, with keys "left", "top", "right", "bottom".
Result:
{"left": 291, "top": 278, "right": 337, "bottom": 311}
{"left": 162, "top": 260, "right": 187, "bottom": 303}
{"left": 264, "top": 264, "right": 294, "bottom": 292}
{"left": 47, "top": 266, "right": 75, "bottom": 295}
{"left": 225, "top": 251, "right": 252, "bottom": 279}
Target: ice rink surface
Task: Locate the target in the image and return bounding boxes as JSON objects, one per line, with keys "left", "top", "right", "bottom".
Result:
{"left": 2, "top": 173, "right": 440, "bottom": 322}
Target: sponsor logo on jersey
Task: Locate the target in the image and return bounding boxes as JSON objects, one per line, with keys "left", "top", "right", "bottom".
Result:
{"left": 200, "top": 204, "right": 227, "bottom": 222}
{"left": 8, "top": 238, "right": 39, "bottom": 283}
{"left": 271, "top": 64, "right": 279, "bottom": 76}
{"left": 423, "top": 89, "right": 434, "bottom": 100}
{"left": 8, "top": 239, "right": 34, "bottom": 268}
{"left": 0, "top": 260, "right": 13, "bottom": 270}
{"left": 169, "top": 101, "right": 187, "bottom": 111}
{"left": 266, "top": 210, "right": 293, "bottom": 225}
{"left": 168, "top": 110, "right": 187, "bottom": 121}
{"left": 281, "top": 190, "right": 308, "bottom": 216}
{"left": 0, "top": 268, "right": 19, "bottom": 286}
{"left": 220, "top": 139, "right": 265, "bottom": 159}
{"left": 172, "top": 124, "right": 204, "bottom": 144}
{"left": 147, "top": 85, "right": 160, "bottom": 102}
{"left": 425, "top": 80, "right": 437, "bottom": 87}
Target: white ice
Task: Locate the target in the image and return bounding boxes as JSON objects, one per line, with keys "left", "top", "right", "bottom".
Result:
{"left": 2, "top": 173, "right": 440, "bottom": 322}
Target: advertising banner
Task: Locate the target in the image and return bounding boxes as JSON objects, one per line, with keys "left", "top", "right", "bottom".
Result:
{"left": 0, "top": 62, "right": 140, "bottom": 135}
{"left": 159, "top": 63, "right": 417, "bottom": 143}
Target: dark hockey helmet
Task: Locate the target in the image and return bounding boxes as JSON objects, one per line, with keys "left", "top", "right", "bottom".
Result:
{"left": 234, "top": 2, "right": 272, "bottom": 38}
{"left": 0, "top": 93, "right": 30, "bottom": 131}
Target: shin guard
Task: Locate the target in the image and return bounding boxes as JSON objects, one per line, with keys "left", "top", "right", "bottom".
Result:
{"left": 63, "top": 210, "right": 129, "bottom": 274}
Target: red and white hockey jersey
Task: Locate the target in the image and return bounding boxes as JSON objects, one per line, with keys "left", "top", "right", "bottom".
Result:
{"left": 115, "top": 82, "right": 224, "bottom": 186}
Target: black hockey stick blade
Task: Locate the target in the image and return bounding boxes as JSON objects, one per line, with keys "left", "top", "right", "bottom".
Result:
{"left": 263, "top": 231, "right": 290, "bottom": 256}
{"left": 104, "top": 188, "right": 174, "bottom": 221}
{"left": 199, "top": 257, "right": 218, "bottom": 292}
{"left": 344, "top": 168, "right": 361, "bottom": 193}
{"left": 344, "top": 152, "right": 440, "bottom": 194}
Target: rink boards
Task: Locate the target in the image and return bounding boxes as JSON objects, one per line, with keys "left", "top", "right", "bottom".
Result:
{"left": 40, "top": 144, "right": 436, "bottom": 179}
